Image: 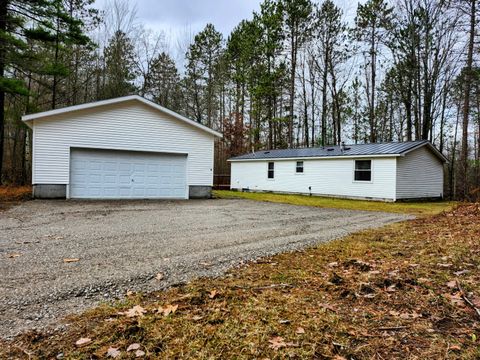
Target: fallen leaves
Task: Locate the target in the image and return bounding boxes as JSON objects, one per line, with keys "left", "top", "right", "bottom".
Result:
{"left": 268, "top": 336, "right": 297, "bottom": 350}
{"left": 446, "top": 280, "right": 457, "bottom": 289}
{"left": 319, "top": 303, "right": 337, "bottom": 312}
{"left": 127, "top": 343, "right": 141, "bottom": 352}
{"left": 135, "top": 350, "right": 146, "bottom": 357}
{"left": 208, "top": 289, "right": 218, "bottom": 299}
{"left": 449, "top": 345, "right": 461, "bottom": 352}
{"left": 157, "top": 304, "right": 178, "bottom": 317}
{"left": 444, "top": 293, "right": 466, "bottom": 307}
{"left": 127, "top": 344, "right": 145, "bottom": 357}
{"left": 75, "top": 337, "right": 92, "bottom": 347}
{"left": 118, "top": 305, "right": 147, "bottom": 318}
{"left": 295, "top": 327, "right": 305, "bottom": 334}
{"left": 106, "top": 347, "right": 121, "bottom": 358}
{"left": 155, "top": 273, "right": 164, "bottom": 281}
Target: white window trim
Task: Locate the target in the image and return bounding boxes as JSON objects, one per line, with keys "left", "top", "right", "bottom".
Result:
{"left": 352, "top": 159, "right": 373, "bottom": 183}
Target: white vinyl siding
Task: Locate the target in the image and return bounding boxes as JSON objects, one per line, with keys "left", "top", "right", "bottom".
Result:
{"left": 396, "top": 146, "right": 444, "bottom": 199}
{"left": 231, "top": 157, "right": 397, "bottom": 201}
{"left": 32, "top": 100, "right": 214, "bottom": 186}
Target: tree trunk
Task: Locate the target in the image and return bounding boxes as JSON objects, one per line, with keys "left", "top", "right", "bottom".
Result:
{"left": 301, "top": 61, "right": 309, "bottom": 147}
{"left": 288, "top": 33, "right": 296, "bottom": 148}
{"left": 320, "top": 48, "right": 328, "bottom": 146}
{"left": 369, "top": 22, "right": 376, "bottom": 143}
{"left": 0, "top": 0, "right": 7, "bottom": 184}
{"left": 460, "top": 0, "right": 476, "bottom": 199}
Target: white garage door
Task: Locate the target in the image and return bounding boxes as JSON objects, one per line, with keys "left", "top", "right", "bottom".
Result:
{"left": 70, "top": 148, "right": 187, "bottom": 199}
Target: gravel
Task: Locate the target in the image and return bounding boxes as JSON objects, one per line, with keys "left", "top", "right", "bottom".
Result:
{"left": 0, "top": 198, "right": 412, "bottom": 338}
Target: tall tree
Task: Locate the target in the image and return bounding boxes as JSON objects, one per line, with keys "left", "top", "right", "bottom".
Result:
{"left": 146, "top": 52, "right": 181, "bottom": 111}
{"left": 185, "top": 24, "right": 223, "bottom": 126}
{"left": 281, "top": 0, "right": 314, "bottom": 147}
{"left": 459, "top": 0, "right": 477, "bottom": 198}
{"left": 101, "top": 30, "right": 137, "bottom": 99}
{"left": 355, "top": 0, "right": 393, "bottom": 143}
{"left": 313, "top": 0, "right": 349, "bottom": 145}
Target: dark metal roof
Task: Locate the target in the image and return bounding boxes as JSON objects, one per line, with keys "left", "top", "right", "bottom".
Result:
{"left": 230, "top": 140, "right": 446, "bottom": 162}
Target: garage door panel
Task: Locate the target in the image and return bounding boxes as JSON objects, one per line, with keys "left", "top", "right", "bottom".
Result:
{"left": 103, "top": 161, "right": 117, "bottom": 171}
{"left": 119, "top": 162, "right": 132, "bottom": 172}
{"left": 70, "top": 149, "right": 187, "bottom": 199}
{"left": 104, "top": 174, "right": 117, "bottom": 184}
{"left": 89, "top": 161, "right": 102, "bottom": 171}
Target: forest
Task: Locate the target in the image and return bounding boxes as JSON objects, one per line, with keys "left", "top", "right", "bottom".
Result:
{"left": 0, "top": 0, "right": 478, "bottom": 200}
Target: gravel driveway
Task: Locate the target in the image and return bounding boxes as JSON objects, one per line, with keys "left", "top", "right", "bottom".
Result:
{"left": 0, "top": 199, "right": 411, "bottom": 338}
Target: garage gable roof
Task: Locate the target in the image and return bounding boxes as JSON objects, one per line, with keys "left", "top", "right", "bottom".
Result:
{"left": 21, "top": 95, "right": 223, "bottom": 138}
{"left": 230, "top": 140, "right": 447, "bottom": 162}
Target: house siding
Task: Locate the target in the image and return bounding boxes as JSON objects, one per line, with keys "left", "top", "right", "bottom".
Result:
{"left": 231, "top": 157, "right": 397, "bottom": 200}
{"left": 32, "top": 100, "right": 214, "bottom": 186}
{"left": 396, "top": 146, "right": 444, "bottom": 199}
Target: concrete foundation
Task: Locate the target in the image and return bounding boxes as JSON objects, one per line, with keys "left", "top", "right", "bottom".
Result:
{"left": 189, "top": 185, "right": 212, "bottom": 199}
{"left": 33, "top": 184, "right": 67, "bottom": 199}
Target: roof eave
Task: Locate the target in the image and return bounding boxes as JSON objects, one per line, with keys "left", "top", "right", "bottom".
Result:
{"left": 228, "top": 153, "right": 402, "bottom": 162}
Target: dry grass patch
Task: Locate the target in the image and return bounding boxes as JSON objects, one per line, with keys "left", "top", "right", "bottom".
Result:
{"left": 214, "top": 190, "right": 454, "bottom": 216}
{"left": 2, "top": 204, "right": 479, "bottom": 359}
{"left": 0, "top": 186, "right": 31, "bottom": 210}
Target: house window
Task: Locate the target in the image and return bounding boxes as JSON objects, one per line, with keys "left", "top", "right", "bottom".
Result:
{"left": 296, "top": 161, "right": 304, "bottom": 173}
{"left": 268, "top": 162, "right": 274, "bottom": 179}
{"left": 354, "top": 160, "right": 372, "bottom": 181}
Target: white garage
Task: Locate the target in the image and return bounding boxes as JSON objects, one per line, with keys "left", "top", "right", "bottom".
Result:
{"left": 22, "top": 95, "right": 222, "bottom": 199}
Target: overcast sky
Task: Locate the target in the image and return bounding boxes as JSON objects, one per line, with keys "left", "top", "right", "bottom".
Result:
{"left": 92, "top": 0, "right": 359, "bottom": 67}
{"left": 95, "top": 0, "right": 262, "bottom": 40}
{"left": 94, "top": 0, "right": 359, "bottom": 39}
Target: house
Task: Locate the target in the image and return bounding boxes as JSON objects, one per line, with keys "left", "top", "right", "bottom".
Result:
{"left": 229, "top": 141, "right": 447, "bottom": 202}
{"left": 22, "top": 95, "right": 222, "bottom": 199}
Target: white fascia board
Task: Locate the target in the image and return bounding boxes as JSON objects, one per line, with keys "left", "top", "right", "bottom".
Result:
{"left": 21, "top": 95, "right": 223, "bottom": 138}
{"left": 228, "top": 154, "right": 400, "bottom": 162}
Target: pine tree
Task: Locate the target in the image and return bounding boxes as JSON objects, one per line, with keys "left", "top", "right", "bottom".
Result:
{"left": 101, "top": 30, "right": 137, "bottom": 99}
{"left": 185, "top": 24, "right": 224, "bottom": 126}
{"left": 146, "top": 52, "right": 181, "bottom": 111}
{"left": 0, "top": 0, "right": 90, "bottom": 183}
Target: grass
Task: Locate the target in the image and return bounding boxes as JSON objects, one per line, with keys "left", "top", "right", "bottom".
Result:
{"left": 214, "top": 190, "right": 455, "bottom": 216}
{"left": 2, "top": 203, "right": 479, "bottom": 359}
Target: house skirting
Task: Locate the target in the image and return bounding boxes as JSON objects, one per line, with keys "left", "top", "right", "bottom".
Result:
{"left": 33, "top": 184, "right": 67, "bottom": 199}
{"left": 189, "top": 185, "right": 212, "bottom": 199}
{"left": 231, "top": 188, "right": 396, "bottom": 202}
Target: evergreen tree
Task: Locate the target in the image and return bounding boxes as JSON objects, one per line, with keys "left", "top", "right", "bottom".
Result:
{"left": 101, "top": 30, "right": 137, "bottom": 99}
{"left": 146, "top": 52, "right": 181, "bottom": 111}
{"left": 0, "top": 0, "right": 90, "bottom": 183}
{"left": 185, "top": 24, "right": 224, "bottom": 126}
